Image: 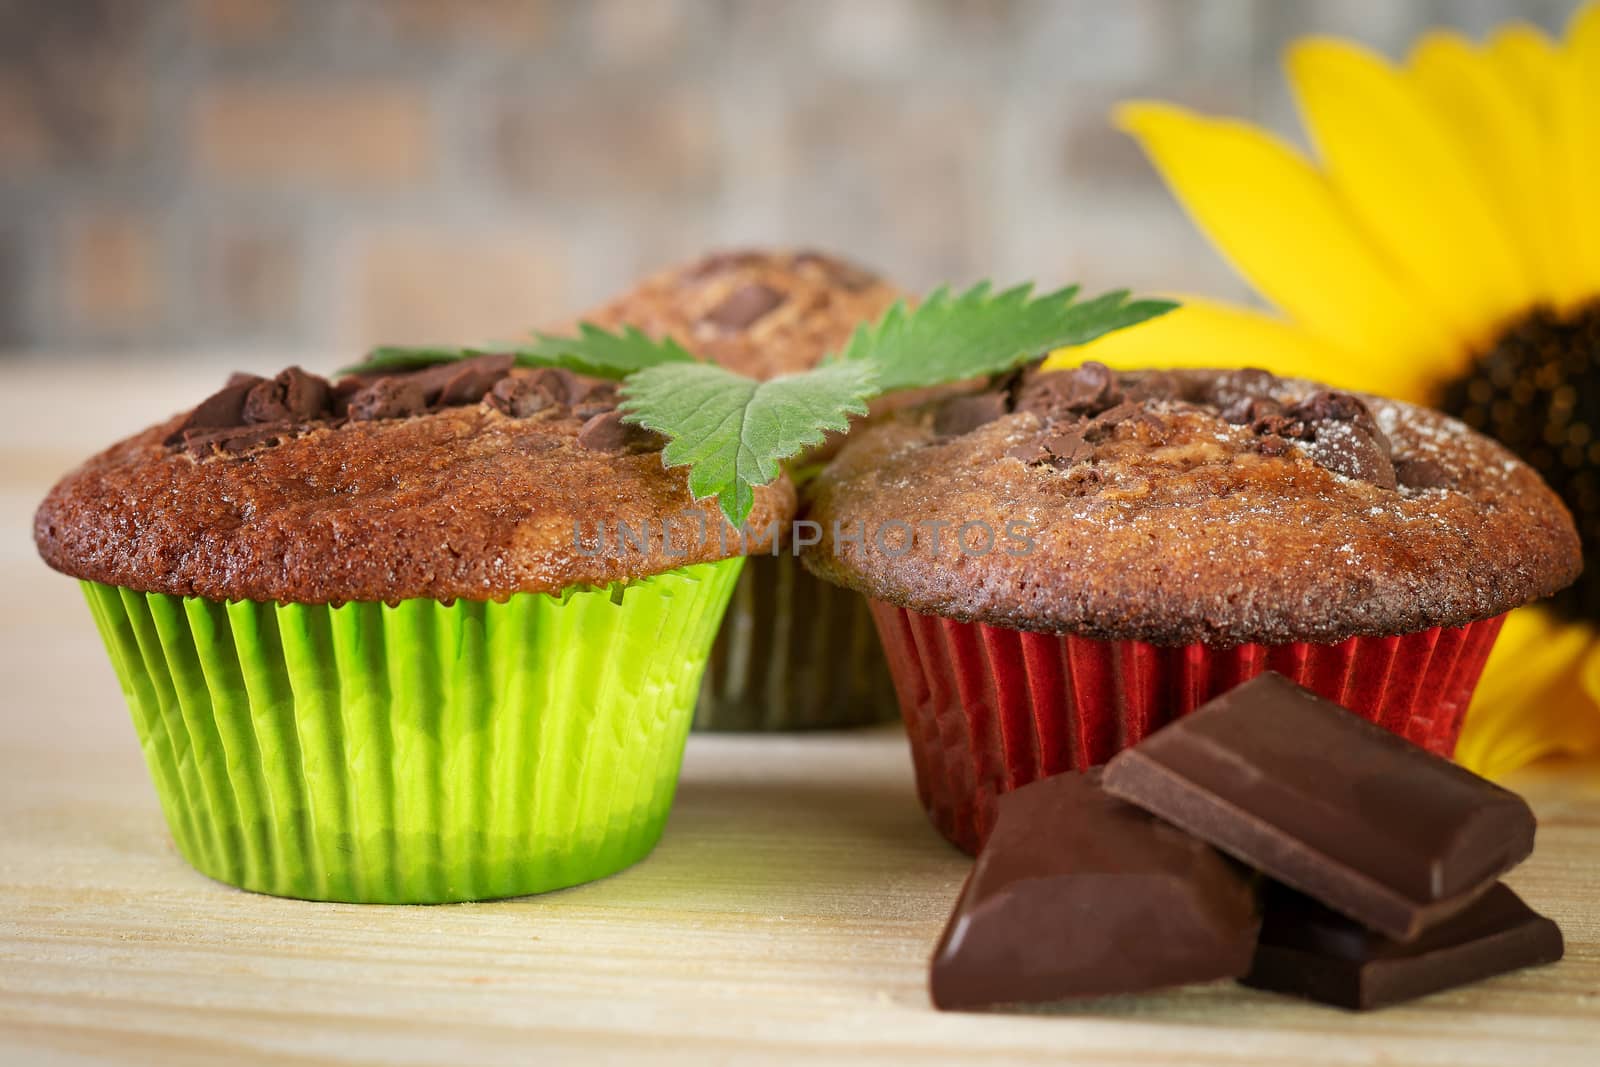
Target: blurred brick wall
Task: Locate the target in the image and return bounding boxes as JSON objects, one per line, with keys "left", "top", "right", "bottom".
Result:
{"left": 0, "top": 0, "right": 1578, "bottom": 357}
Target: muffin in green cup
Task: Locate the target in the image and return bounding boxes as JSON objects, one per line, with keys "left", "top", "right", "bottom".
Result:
{"left": 35, "top": 358, "right": 792, "bottom": 903}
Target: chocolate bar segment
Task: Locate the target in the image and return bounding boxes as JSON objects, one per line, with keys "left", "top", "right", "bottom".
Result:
{"left": 1243, "top": 882, "right": 1563, "bottom": 1010}
{"left": 1102, "top": 672, "right": 1536, "bottom": 940}
{"left": 930, "top": 771, "right": 1259, "bottom": 1011}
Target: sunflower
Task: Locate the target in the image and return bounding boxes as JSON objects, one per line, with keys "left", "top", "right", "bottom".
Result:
{"left": 1043, "top": 3, "right": 1600, "bottom": 778}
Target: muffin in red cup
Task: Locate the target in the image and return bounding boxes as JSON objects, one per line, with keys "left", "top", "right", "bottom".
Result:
{"left": 801, "top": 363, "right": 1582, "bottom": 853}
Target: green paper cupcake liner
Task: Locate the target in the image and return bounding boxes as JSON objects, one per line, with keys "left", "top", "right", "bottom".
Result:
{"left": 694, "top": 554, "right": 900, "bottom": 731}
{"left": 82, "top": 558, "right": 743, "bottom": 904}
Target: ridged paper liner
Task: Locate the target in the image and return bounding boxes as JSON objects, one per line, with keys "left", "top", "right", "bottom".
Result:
{"left": 81, "top": 558, "right": 743, "bottom": 903}
{"left": 868, "top": 601, "right": 1507, "bottom": 855}
{"left": 694, "top": 554, "right": 899, "bottom": 731}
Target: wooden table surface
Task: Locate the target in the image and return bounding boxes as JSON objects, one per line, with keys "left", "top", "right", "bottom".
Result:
{"left": 3, "top": 362, "right": 1597, "bottom": 1066}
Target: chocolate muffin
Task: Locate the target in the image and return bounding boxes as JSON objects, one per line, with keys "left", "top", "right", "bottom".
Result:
{"left": 801, "top": 362, "right": 1581, "bottom": 853}
{"left": 36, "top": 356, "right": 792, "bottom": 902}
{"left": 577, "top": 249, "right": 905, "bottom": 731}
{"left": 578, "top": 247, "right": 898, "bottom": 380}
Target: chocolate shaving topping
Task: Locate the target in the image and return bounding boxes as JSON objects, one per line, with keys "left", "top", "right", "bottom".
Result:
{"left": 1065, "top": 361, "right": 1118, "bottom": 408}
{"left": 1252, "top": 413, "right": 1314, "bottom": 441}
{"left": 1309, "top": 423, "right": 1397, "bottom": 489}
{"left": 1004, "top": 364, "right": 1417, "bottom": 492}
{"left": 404, "top": 354, "right": 514, "bottom": 406}
{"left": 703, "top": 282, "right": 786, "bottom": 331}
{"left": 571, "top": 381, "right": 621, "bottom": 420}
{"left": 488, "top": 376, "right": 558, "bottom": 419}
{"left": 1219, "top": 387, "right": 1398, "bottom": 489}
{"left": 1284, "top": 391, "right": 1396, "bottom": 489}
{"left": 1290, "top": 390, "right": 1368, "bottom": 424}
{"left": 163, "top": 378, "right": 263, "bottom": 445}
{"left": 346, "top": 355, "right": 516, "bottom": 422}
{"left": 1015, "top": 361, "right": 1129, "bottom": 422}
{"left": 575, "top": 410, "right": 667, "bottom": 454}
{"left": 243, "top": 366, "right": 332, "bottom": 424}
{"left": 1394, "top": 456, "right": 1451, "bottom": 490}
{"left": 437, "top": 355, "right": 515, "bottom": 405}
{"left": 170, "top": 352, "right": 559, "bottom": 458}
{"left": 1212, "top": 367, "right": 1280, "bottom": 406}
{"left": 348, "top": 377, "right": 430, "bottom": 421}
{"left": 1124, "top": 370, "right": 1185, "bottom": 403}
{"left": 525, "top": 367, "right": 586, "bottom": 407}
{"left": 933, "top": 392, "right": 1009, "bottom": 437}
{"left": 1087, "top": 400, "right": 1142, "bottom": 434}
{"left": 1222, "top": 396, "right": 1284, "bottom": 427}
{"left": 1042, "top": 429, "right": 1093, "bottom": 467}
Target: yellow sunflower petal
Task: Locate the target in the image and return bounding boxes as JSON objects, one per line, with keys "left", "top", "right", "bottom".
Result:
{"left": 1113, "top": 102, "right": 1441, "bottom": 364}
{"left": 1455, "top": 608, "right": 1600, "bottom": 779}
{"left": 1287, "top": 38, "right": 1534, "bottom": 352}
{"left": 1042, "top": 297, "right": 1437, "bottom": 399}
{"left": 1558, "top": 1, "right": 1600, "bottom": 298}
{"left": 1407, "top": 32, "right": 1563, "bottom": 305}
{"left": 1582, "top": 633, "right": 1600, "bottom": 706}
{"left": 1486, "top": 22, "right": 1560, "bottom": 112}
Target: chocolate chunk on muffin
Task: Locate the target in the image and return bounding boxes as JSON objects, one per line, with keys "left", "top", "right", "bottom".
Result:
{"left": 801, "top": 362, "right": 1581, "bottom": 853}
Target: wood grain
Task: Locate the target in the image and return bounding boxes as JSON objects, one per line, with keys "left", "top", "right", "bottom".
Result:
{"left": 2, "top": 363, "right": 1597, "bottom": 1066}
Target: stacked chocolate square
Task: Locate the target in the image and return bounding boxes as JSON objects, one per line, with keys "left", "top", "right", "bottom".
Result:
{"left": 931, "top": 673, "right": 1564, "bottom": 1011}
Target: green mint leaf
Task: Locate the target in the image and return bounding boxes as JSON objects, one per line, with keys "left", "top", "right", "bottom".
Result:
{"left": 619, "top": 360, "right": 878, "bottom": 526}
{"left": 339, "top": 345, "right": 485, "bottom": 376}
{"left": 338, "top": 325, "right": 695, "bottom": 379}
{"left": 521, "top": 324, "right": 697, "bottom": 379}
{"left": 835, "top": 282, "right": 1177, "bottom": 392}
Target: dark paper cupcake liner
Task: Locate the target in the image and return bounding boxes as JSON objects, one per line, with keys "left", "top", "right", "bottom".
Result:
{"left": 869, "top": 600, "right": 1506, "bottom": 854}
{"left": 81, "top": 559, "right": 743, "bottom": 903}
{"left": 694, "top": 554, "right": 899, "bottom": 731}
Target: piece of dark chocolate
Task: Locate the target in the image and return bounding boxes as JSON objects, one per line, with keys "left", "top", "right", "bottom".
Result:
{"left": 488, "top": 376, "right": 560, "bottom": 418}
{"left": 703, "top": 282, "right": 785, "bottom": 330}
{"left": 162, "top": 377, "right": 263, "bottom": 445}
{"left": 575, "top": 410, "right": 666, "bottom": 454}
{"left": 930, "top": 771, "right": 1259, "bottom": 1011}
{"left": 243, "top": 366, "right": 332, "bottom": 424}
{"left": 933, "top": 392, "right": 1009, "bottom": 437}
{"left": 1242, "top": 881, "right": 1563, "bottom": 1010}
{"left": 407, "top": 354, "right": 515, "bottom": 406}
{"left": 1102, "top": 672, "right": 1537, "bottom": 941}
{"left": 1013, "top": 361, "right": 1124, "bottom": 420}
{"left": 347, "top": 376, "right": 429, "bottom": 421}
{"left": 1395, "top": 456, "right": 1452, "bottom": 490}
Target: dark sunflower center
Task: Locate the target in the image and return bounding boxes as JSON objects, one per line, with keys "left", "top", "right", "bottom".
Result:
{"left": 1439, "top": 301, "right": 1600, "bottom": 622}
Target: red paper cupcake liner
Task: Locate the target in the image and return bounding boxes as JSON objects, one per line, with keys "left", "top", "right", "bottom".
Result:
{"left": 867, "top": 601, "right": 1506, "bottom": 855}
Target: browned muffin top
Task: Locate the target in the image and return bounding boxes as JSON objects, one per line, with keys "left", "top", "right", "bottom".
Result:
{"left": 36, "top": 358, "right": 794, "bottom": 604}
{"left": 801, "top": 364, "right": 1582, "bottom": 646}
{"left": 574, "top": 249, "right": 901, "bottom": 379}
